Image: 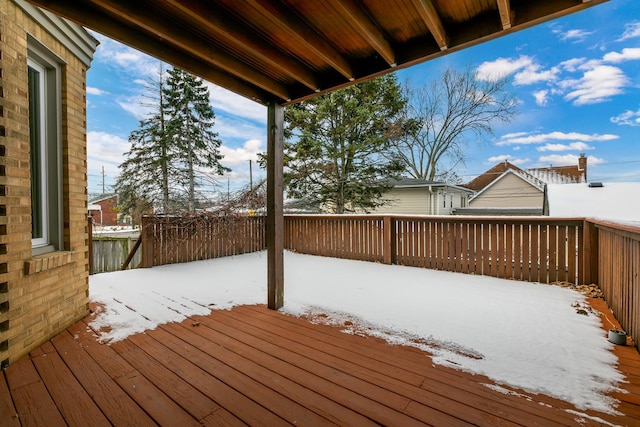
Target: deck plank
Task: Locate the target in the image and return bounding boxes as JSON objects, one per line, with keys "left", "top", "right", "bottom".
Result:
{"left": 150, "top": 324, "right": 362, "bottom": 426}
{"left": 0, "top": 371, "right": 20, "bottom": 427}
{"left": 50, "top": 330, "right": 158, "bottom": 427}
{"left": 212, "top": 307, "right": 567, "bottom": 426}
{"left": 30, "top": 341, "right": 111, "bottom": 427}
{"left": 69, "top": 320, "right": 201, "bottom": 427}
{"left": 233, "top": 307, "right": 577, "bottom": 420}
{"left": 1, "top": 300, "right": 638, "bottom": 426}
{"left": 4, "top": 357, "right": 67, "bottom": 427}
{"left": 162, "top": 321, "right": 433, "bottom": 427}
{"left": 110, "top": 338, "right": 228, "bottom": 422}
{"left": 126, "top": 329, "right": 292, "bottom": 427}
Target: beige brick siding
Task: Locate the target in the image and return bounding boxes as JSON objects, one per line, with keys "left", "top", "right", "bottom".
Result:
{"left": 0, "top": 0, "right": 92, "bottom": 366}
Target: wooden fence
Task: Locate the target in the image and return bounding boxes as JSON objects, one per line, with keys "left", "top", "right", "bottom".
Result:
{"left": 140, "top": 215, "right": 266, "bottom": 267}
{"left": 286, "top": 215, "right": 588, "bottom": 285}
{"left": 595, "top": 220, "right": 640, "bottom": 347}
{"left": 91, "top": 237, "right": 141, "bottom": 274}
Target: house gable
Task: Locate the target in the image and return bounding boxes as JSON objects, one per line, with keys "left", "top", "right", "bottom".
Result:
{"left": 469, "top": 170, "right": 544, "bottom": 209}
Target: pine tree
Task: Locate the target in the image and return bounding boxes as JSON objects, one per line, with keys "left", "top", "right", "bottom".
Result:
{"left": 115, "top": 66, "right": 229, "bottom": 216}
{"left": 163, "top": 68, "right": 229, "bottom": 212}
{"left": 115, "top": 66, "right": 176, "bottom": 216}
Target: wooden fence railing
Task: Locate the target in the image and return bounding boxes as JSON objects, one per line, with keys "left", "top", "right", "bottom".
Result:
{"left": 286, "top": 215, "right": 588, "bottom": 285}
{"left": 140, "top": 215, "right": 266, "bottom": 267}
{"left": 594, "top": 220, "right": 640, "bottom": 347}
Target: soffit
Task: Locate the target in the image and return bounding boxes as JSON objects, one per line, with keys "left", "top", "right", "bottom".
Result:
{"left": 25, "top": 0, "right": 606, "bottom": 105}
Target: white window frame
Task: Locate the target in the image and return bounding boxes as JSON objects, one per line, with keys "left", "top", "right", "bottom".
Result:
{"left": 28, "top": 39, "right": 63, "bottom": 254}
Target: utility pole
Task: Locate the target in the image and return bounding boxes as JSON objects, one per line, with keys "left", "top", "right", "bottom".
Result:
{"left": 249, "top": 159, "right": 253, "bottom": 191}
{"left": 101, "top": 166, "right": 105, "bottom": 194}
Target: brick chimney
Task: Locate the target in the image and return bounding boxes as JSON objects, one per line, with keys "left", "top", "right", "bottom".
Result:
{"left": 578, "top": 153, "right": 587, "bottom": 182}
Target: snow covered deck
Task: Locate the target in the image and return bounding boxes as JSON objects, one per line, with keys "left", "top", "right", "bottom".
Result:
{"left": 1, "top": 299, "right": 639, "bottom": 426}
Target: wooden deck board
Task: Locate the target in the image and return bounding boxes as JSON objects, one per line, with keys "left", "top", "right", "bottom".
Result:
{"left": 0, "top": 369, "right": 20, "bottom": 427}
{"left": 1, "top": 302, "right": 639, "bottom": 426}
{"left": 29, "top": 342, "right": 111, "bottom": 427}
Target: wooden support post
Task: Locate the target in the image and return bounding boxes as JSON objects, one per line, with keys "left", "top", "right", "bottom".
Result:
{"left": 383, "top": 216, "right": 392, "bottom": 264}
{"left": 267, "top": 102, "right": 284, "bottom": 309}
{"left": 140, "top": 216, "right": 154, "bottom": 268}
{"left": 582, "top": 220, "right": 598, "bottom": 285}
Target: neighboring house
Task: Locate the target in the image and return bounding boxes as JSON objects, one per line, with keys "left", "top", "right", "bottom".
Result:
{"left": 456, "top": 155, "right": 588, "bottom": 216}
{"left": 0, "top": 1, "right": 98, "bottom": 365}
{"left": 371, "top": 178, "right": 474, "bottom": 215}
{"left": 544, "top": 182, "right": 640, "bottom": 224}
{"left": 89, "top": 194, "right": 118, "bottom": 226}
{"left": 528, "top": 153, "right": 587, "bottom": 184}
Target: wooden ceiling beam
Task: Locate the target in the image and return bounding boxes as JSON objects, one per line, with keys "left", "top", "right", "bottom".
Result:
{"left": 497, "top": 0, "right": 512, "bottom": 30}
{"left": 411, "top": 0, "right": 448, "bottom": 50}
{"left": 247, "top": 0, "right": 355, "bottom": 81}
{"left": 26, "top": 0, "right": 276, "bottom": 103}
{"left": 332, "top": 0, "right": 396, "bottom": 66}
{"left": 88, "top": 0, "right": 291, "bottom": 100}
{"left": 163, "top": 0, "right": 320, "bottom": 92}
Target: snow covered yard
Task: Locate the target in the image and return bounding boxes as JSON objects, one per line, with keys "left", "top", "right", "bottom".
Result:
{"left": 90, "top": 250, "right": 625, "bottom": 415}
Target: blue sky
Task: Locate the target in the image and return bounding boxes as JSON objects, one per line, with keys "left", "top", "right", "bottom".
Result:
{"left": 86, "top": 0, "right": 640, "bottom": 197}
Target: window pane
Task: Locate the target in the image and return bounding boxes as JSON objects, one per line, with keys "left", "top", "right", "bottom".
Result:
{"left": 28, "top": 66, "right": 43, "bottom": 240}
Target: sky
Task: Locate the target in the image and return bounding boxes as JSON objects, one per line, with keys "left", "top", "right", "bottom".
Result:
{"left": 85, "top": 0, "right": 640, "bottom": 197}
{"left": 90, "top": 250, "right": 624, "bottom": 418}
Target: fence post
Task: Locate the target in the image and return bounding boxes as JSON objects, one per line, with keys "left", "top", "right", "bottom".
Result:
{"left": 582, "top": 220, "right": 598, "bottom": 285}
{"left": 140, "top": 217, "right": 154, "bottom": 268}
{"left": 383, "top": 216, "right": 396, "bottom": 265}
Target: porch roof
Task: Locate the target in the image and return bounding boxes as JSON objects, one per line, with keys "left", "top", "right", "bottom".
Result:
{"left": 26, "top": 0, "right": 606, "bottom": 106}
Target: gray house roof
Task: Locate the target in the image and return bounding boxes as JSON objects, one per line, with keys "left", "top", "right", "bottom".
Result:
{"left": 390, "top": 178, "right": 474, "bottom": 194}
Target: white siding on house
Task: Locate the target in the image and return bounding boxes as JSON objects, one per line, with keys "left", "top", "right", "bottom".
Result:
{"left": 470, "top": 173, "right": 543, "bottom": 208}
{"left": 373, "top": 187, "right": 471, "bottom": 215}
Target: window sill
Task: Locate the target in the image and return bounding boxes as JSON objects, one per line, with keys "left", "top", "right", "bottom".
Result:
{"left": 24, "top": 251, "right": 74, "bottom": 275}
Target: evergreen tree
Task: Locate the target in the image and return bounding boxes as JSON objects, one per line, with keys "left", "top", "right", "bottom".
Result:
{"left": 284, "top": 74, "right": 406, "bottom": 213}
{"left": 115, "top": 67, "right": 228, "bottom": 216}
{"left": 163, "top": 68, "right": 229, "bottom": 212}
{"left": 115, "top": 66, "right": 176, "bottom": 216}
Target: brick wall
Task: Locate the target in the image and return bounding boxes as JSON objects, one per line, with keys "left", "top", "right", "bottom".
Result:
{"left": 0, "top": 1, "right": 92, "bottom": 366}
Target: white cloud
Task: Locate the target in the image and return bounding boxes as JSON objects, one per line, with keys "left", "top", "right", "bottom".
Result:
{"left": 611, "top": 109, "right": 640, "bottom": 126}
{"left": 87, "top": 87, "right": 106, "bottom": 96}
{"left": 559, "top": 58, "right": 586, "bottom": 72}
{"left": 219, "top": 139, "right": 264, "bottom": 167}
{"left": 91, "top": 32, "right": 162, "bottom": 79}
{"left": 557, "top": 29, "right": 594, "bottom": 43}
{"left": 618, "top": 22, "right": 640, "bottom": 41}
{"left": 538, "top": 154, "right": 605, "bottom": 166}
{"left": 117, "top": 97, "right": 152, "bottom": 121}
{"left": 514, "top": 65, "right": 559, "bottom": 86}
{"left": 486, "top": 154, "right": 529, "bottom": 165}
{"left": 87, "top": 131, "right": 131, "bottom": 179}
{"left": 497, "top": 131, "right": 619, "bottom": 146}
{"left": 475, "top": 56, "right": 533, "bottom": 81}
{"left": 208, "top": 84, "right": 267, "bottom": 123}
{"left": 603, "top": 47, "right": 640, "bottom": 63}
{"left": 532, "top": 90, "right": 549, "bottom": 106}
{"left": 536, "top": 142, "right": 594, "bottom": 152}
{"left": 563, "top": 65, "right": 628, "bottom": 105}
